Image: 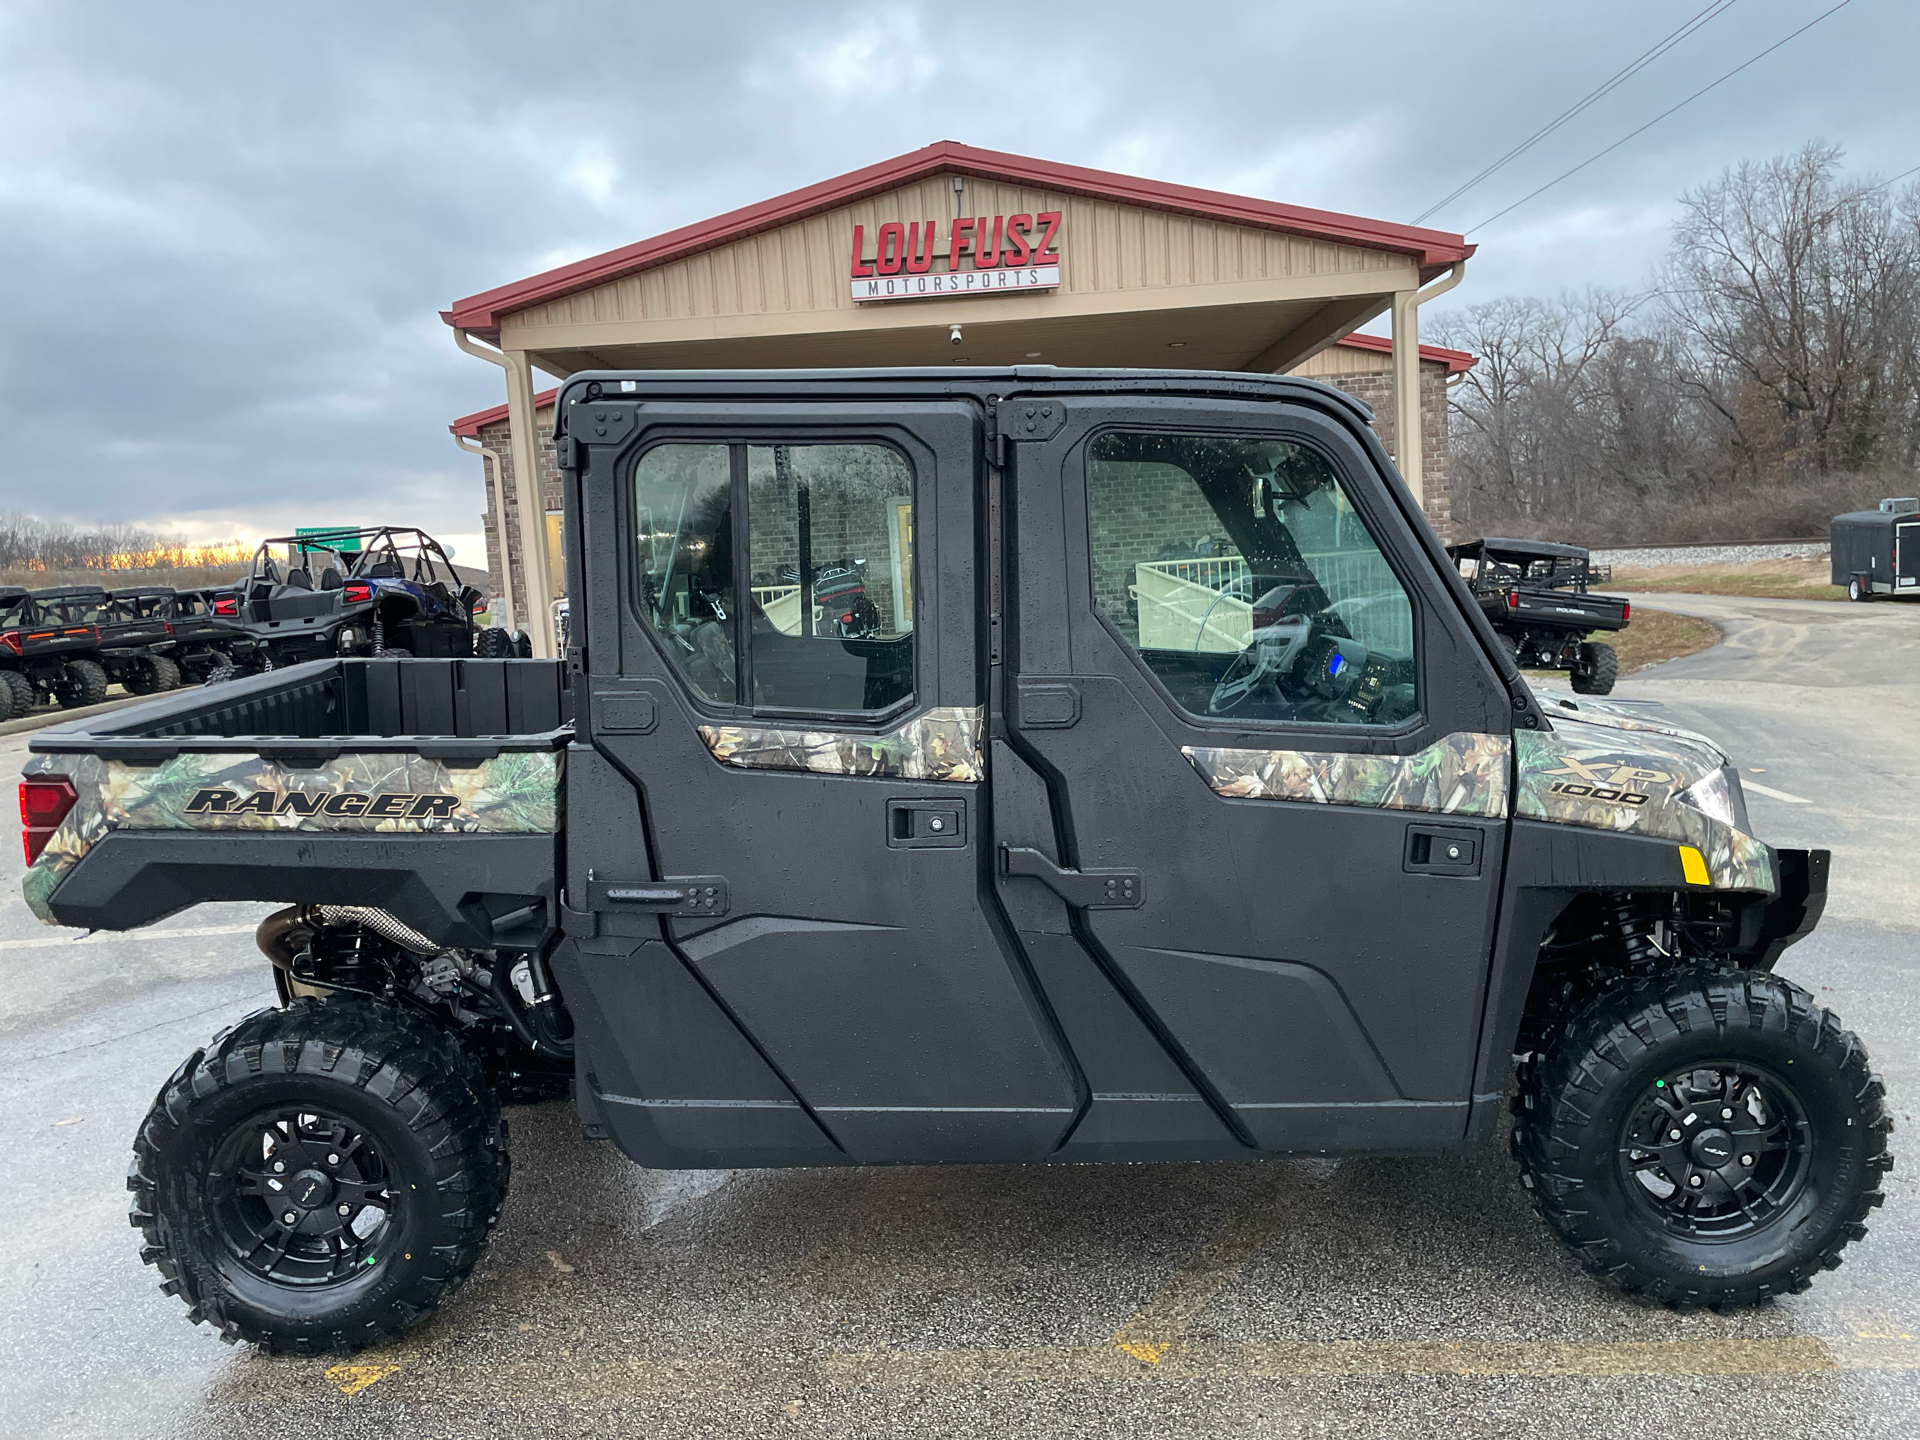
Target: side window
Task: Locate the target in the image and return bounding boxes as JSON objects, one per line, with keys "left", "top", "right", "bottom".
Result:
{"left": 633, "top": 443, "right": 736, "bottom": 703}
{"left": 1086, "top": 432, "right": 1417, "bottom": 727}
{"left": 630, "top": 441, "right": 916, "bottom": 715}
{"left": 746, "top": 444, "right": 913, "bottom": 713}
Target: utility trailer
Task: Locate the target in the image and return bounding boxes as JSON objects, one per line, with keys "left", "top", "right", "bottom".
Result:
{"left": 1831, "top": 498, "right": 1920, "bottom": 601}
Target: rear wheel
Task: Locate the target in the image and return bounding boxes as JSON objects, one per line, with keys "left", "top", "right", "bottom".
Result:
{"left": 0, "top": 668, "right": 30, "bottom": 718}
{"left": 147, "top": 654, "right": 181, "bottom": 691}
{"left": 1848, "top": 575, "right": 1871, "bottom": 602}
{"left": 1513, "top": 968, "right": 1890, "bottom": 1307}
{"left": 128, "top": 998, "right": 508, "bottom": 1354}
{"left": 55, "top": 658, "right": 110, "bottom": 709}
{"left": 1570, "top": 641, "right": 1618, "bottom": 695}
{"left": 475, "top": 627, "right": 515, "bottom": 659}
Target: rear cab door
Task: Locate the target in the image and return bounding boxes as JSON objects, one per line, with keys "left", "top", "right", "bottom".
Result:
{"left": 995, "top": 386, "right": 1516, "bottom": 1153}
{"left": 558, "top": 384, "right": 1080, "bottom": 1167}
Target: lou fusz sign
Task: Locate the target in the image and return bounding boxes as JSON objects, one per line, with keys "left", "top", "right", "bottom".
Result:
{"left": 850, "top": 212, "right": 1062, "bottom": 302}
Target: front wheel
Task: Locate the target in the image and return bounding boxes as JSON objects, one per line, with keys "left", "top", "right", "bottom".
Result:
{"left": 129, "top": 998, "right": 509, "bottom": 1353}
{"left": 1514, "top": 968, "right": 1891, "bottom": 1307}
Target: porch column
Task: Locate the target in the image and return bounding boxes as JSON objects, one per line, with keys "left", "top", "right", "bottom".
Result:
{"left": 1390, "top": 288, "right": 1423, "bottom": 506}
{"left": 502, "top": 350, "right": 557, "bottom": 658}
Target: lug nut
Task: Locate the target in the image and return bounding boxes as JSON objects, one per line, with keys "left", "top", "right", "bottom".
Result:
{"left": 327, "top": 1153, "right": 339, "bottom": 1165}
{"left": 273, "top": 1161, "right": 285, "bottom": 1173}
{"left": 283, "top": 1211, "right": 299, "bottom": 1224}
{"left": 1669, "top": 1129, "right": 1682, "bottom": 1141}
{"left": 1721, "top": 1108, "right": 1733, "bottom": 1120}
{"left": 1740, "top": 1154, "right": 1755, "bottom": 1168}
{"left": 338, "top": 1204, "right": 352, "bottom": 1216}
{"left": 1688, "top": 1175, "right": 1704, "bottom": 1188}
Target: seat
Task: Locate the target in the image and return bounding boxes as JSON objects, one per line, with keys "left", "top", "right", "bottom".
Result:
{"left": 320, "top": 567, "right": 344, "bottom": 591}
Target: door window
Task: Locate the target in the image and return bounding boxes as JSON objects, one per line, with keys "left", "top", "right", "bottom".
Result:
{"left": 1086, "top": 432, "right": 1417, "bottom": 726}
{"left": 631, "top": 441, "right": 915, "bottom": 714}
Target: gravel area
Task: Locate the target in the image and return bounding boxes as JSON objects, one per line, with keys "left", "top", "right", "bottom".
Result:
{"left": 1593, "top": 541, "right": 1829, "bottom": 568}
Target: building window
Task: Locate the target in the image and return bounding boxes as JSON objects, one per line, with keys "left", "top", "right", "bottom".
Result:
{"left": 1086, "top": 431, "right": 1417, "bottom": 726}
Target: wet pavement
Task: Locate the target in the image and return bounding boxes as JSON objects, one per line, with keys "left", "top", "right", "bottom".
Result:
{"left": 2, "top": 591, "right": 1917, "bottom": 1439}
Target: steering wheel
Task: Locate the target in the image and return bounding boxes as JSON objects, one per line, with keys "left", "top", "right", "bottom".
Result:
{"left": 1207, "top": 615, "right": 1313, "bottom": 716}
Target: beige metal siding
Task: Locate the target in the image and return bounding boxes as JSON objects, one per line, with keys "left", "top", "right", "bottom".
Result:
{"left": 1291, "top": 345, "right": 1393, "bottom": 378}
{"left": 503, "top": 179, "right": 1406, "bottom": 335}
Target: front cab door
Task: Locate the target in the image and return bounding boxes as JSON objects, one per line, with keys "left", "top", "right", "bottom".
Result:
{"left": 1002, "top": 394, "right": 1514, "bottom": 1153}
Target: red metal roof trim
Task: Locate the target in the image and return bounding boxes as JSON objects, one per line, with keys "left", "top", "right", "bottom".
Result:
{"left": 1334, "top": 332, "right": 1477, "bottom": 374}
{"left": 442, "top": 141, "right": 1474, "bottom": 338}
{"left": 450, "top": 388, "right": 557, "bottom": 438}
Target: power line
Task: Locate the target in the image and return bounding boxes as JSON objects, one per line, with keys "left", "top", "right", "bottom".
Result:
{"left": 1413, "top": 0, "right": 1740, "bottom": 225}
{"left": 1467, "top": 0, "right": 1858, "bottom": 235}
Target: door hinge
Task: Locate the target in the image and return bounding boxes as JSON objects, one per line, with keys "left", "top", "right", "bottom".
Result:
{"left": 999, "top": 845, "right": 1143, "bottom": 909}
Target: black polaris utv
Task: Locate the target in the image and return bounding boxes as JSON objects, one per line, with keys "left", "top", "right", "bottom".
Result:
{"left": 21, "top": 368, "right": 1880, "bottom": 1357}
{"left": 0, "top": 587, "right": 106, "bottom": 716}
{"left": 29, "top": 585, "right": 182, "bottom": 699}
{"left": 232, "top": 527, "right": 510, "bottom": 665}
{"left": 155, "top": 586, "right": 257, "bottom": 683}
{"left": 1448, "top": 536, "right": 1631, "bottom": 694}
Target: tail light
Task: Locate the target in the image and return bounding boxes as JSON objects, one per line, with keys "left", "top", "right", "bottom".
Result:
{"left": 1506, "top": 591, "right": 1519, "bottom": 609}
{"left": 213, "top": 596, "right": 238, "bottom": 617}
{"left": 840, "top": 612, "right": 855, "bottom": 625}
{"left": 1621, "top": 600, "right": 1631, "bottom": 621}
{"left": 0, "top": 631, "right": 19, "bottom": 657}
{"left": 20, "top": 777, "right": 78, "bottom": 866}
{"left": 344, "top": 582, "right": 373, "bottom": 603}
{"left": 163, "top": 621, "right": 175, "bottom": 636}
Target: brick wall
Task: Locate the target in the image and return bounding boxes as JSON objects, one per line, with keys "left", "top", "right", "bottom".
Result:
{"left": 1314, "top": 360, "right": 1456, "bottom": 541}
{"left": 476, "top": 405, "right": 560, "bottom": 612}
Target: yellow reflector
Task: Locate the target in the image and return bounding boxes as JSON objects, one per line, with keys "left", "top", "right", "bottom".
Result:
{"left": 1679, "top": 845, "right": 1710, "bottom": 886}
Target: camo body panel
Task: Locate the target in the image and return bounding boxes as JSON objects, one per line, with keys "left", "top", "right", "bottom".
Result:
{"left": 1181, "top": 731, "right": 1512, "bottom": 818}
{"left": 1515, "top": 719, "right": 1773, "bottom": 892}
{"left": 21, "top": 748, "right": 562, "bottom": 923}
{"left": 698, "top": 705, "right": 985, "bottom": 783}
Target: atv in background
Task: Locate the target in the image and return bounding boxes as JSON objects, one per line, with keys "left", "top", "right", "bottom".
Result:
{"left": 0, "top": 587, "right": 105, "bottom": 715}
{"left": 231, "top": 527, "right": 511, "bottom": 666}
{"left": 94, "top": 587, "right": 189, "bottom": 695}
{"left": 35, "top": 586, "right": 182, "bottom": 697}
{"left": 34, "top": 584, "right": 188, "bottom": 701}
{"left": 1447, "top": 536, "right": 1631, "bottom": 695}
{"left": 161, "top": 587, "right": 258, "bottom": 683}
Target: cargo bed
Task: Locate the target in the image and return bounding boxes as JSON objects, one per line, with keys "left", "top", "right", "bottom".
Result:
{"left": 22, "top": 657, "right": 571, "bottom": 945}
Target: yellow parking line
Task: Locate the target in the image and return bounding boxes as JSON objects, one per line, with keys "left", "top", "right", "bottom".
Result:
{"left": 262, "top": 1333, "right": 1920, "bottom": 1403}
{"left": 1108, "top": 1172, "right": 1294, "bottom": 1365}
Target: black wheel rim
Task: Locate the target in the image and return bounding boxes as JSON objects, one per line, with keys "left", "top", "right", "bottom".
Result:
{"left": 208, "top": 1106, "right": 402, "bottom": 1287}
{"left": 1616, "top": 1062, "right": 1813, "bottom": 1241}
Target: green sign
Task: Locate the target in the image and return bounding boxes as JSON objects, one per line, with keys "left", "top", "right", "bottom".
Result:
{"left": 293, "top": 527, "right": 362, "bottom": 554}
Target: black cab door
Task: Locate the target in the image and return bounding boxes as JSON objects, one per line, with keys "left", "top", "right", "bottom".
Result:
{"left": 996, "top": 392, "right": 1514, "bottom": 1155}
{"left": 562, "top": 393, "right": 1080, "bottom": 1167}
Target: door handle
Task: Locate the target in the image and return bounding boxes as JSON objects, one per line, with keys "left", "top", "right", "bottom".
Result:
{"left": 999, "top": 845, "right": 1144, "bottom": 909}
{"left": 1403, "top": 825, "right": 1482, "bottom": 877}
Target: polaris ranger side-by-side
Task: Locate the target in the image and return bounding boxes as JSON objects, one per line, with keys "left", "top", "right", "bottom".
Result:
{"left": 1448, "top": 536, "right": 1631, "bottom": 694}
{"left": 21, "top": 369, "right": 1879, "bottom": 1356}
{"left": 0, "top": 587, "right": 103, "bottom": 716}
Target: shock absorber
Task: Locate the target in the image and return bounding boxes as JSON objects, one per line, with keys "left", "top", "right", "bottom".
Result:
{"left": 1606, "top": 893, "right": 1661, "bottom": 970}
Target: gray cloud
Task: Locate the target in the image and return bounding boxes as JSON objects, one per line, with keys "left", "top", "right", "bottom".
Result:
{"left": 2, "top": 0, "right": 1912, "bottom": 540}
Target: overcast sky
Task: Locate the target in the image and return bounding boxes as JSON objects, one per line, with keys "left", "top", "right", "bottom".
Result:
{"left": 1, "top": 0, "right": 1913, "bottom": 556}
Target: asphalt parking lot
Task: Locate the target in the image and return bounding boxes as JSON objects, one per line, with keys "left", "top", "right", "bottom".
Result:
{"left": 2, "top": 591, "right": 1917, "bottom": 1440}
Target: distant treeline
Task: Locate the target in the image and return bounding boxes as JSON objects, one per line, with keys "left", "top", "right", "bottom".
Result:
{"left": 1433, "top": 145, "right": 1920, "bottom": 544}
{"left": 0, "top": 513, "right": 253, "bottom": 573}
